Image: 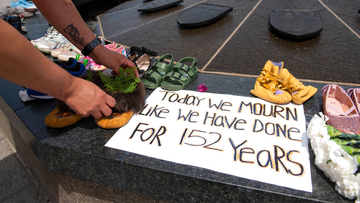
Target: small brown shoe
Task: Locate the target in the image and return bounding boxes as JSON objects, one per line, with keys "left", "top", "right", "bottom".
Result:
{"left": 45, "top": 107, "right": 83, "bottom": 128}
{"left": 322, "top": 84, "right": 360, "bottom": 134}
{"left": 278, "top": 68, "right": 317, "bottom": 104}
{"left": 347, "top": 88, "right": 360, "bottom": 114}
{"left": 94, "top": 111, "right": 134, "bottom": 129}
{"left": 250, "top": 60, "right": 292, "bottom": 104}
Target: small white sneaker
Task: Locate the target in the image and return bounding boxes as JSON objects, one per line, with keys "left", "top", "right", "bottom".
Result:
{"left": 20, "top": 11, "right": 33, "bottom": 18}
{"left": 57, "top": 45, "right": 84, "bottom": 61}
{"left": 32, "top": 27, "right": 67, "bottom": 54}
{"left": 30, "top": 26, "right": 55, "bottom": 45}
{"left": 51, "top": 40, "right": 72, "bottom": 58}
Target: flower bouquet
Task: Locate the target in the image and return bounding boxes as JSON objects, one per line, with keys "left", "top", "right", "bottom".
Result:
{"left": 307, "top": 113, "right": 360, "bottom": 201}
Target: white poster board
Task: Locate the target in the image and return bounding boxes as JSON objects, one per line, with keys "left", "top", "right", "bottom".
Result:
{"left": 106, "top": 88, "right": 312, "bottom": 192}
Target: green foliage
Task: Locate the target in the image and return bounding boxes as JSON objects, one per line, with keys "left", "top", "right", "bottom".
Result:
{"left": 99, "top": 67, "right": 140, "bottom": 93}
{"left": 328, "top": 125, "right": 360, "bottom": 140}
{"left": 328, "top": 125, "right": 360, "bottom": 167}
{"left": 86, "top": 69, "right": 93, "bottom": 82}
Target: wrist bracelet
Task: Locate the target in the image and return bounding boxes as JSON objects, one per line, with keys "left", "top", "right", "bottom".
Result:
{"left": 81, "top": 38, "right": 102, "bottom": 56}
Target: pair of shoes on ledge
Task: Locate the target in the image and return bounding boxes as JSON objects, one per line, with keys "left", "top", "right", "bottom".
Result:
{"left": 128, "top": 46, "right": 158, "bottom": 76}
{"left": 322, "top": 84, "right": 360, "bottom": 134}
{"left": 45, "top": 70, "right": 146, "bottom": 129}
{"left": 250, "top": 60, "right": 317, "bottom": 104}
{"left": 142, "top": 54, "right": 199, "bottom": 91}
{"left": 76, "top": 42, "right": 128, "bottom": 72}
{"left": 19, "top": 58, "right": 87, "bottom": 102}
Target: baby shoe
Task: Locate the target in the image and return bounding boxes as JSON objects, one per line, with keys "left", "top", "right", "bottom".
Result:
{"left": 32, "top": 28, "right": 67, "bottom": 54}
{"left": 347, "top": 88, "right": 360, "bottom": 114}
{"left": 97, "top": 46, "right": 128, "bottom": 71}
{"left": 58, "top": 45, "right": 84, "bottom": 61}
{"left": 94, "top": 111, "right": 134, "bottom": 129}
{"left": 53, "top": 58, "right": 87, "bottom": 77}
{"left": 278, "top": 68, "right": 317, "bottom": 104}
{"left": 45, "top": 107, "right": 83, "bottom": 128}
{"left": 45, "top": 71, "right": 146, "bottom": 129}
{"left": 322, "top": 84, "right": 360, "bottom": 134}
{"left": 104, "top": 41, "right": 118, "bottom": 50}
{"left": 92, "top": 71, "right": 145, "bottom": 129}
{"left": 25, "top": 88, "right": 55, "bottom": 100}
{"left": 51, "top": 41, "right": 72, "bottom": 58}
{"left": 142, "top": 54, "right": 174, "bottom": 90}
{"left": 44, "top": 61, "right": 87, "bottom": 128}
{"left": 77, "top": 56, "right": 91, "bottom": 70}
{"left": 135, "top": 54, "right": 152, "bottom": 78}
{"left": 250, "top": 60, "right": 292, "bottom": 104}
{"left": 78, "top": 56, "right": 104, "bottom": 71}
{"left": 114, "top": 46, "right": 127, "bottom": 57}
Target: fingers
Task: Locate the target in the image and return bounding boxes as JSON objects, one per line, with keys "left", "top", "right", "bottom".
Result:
{"left": 113, "top": 54, "right": 138, "bottom": 76}
{"left": 105, "top": 94, "right": 116, "bottom": 108}
{"left": 133, "top": 68, "right": 139, "bottom": 78}
{"left": 91, "top": 94, "right": 115, "bottom": 119}
{"left": 64, "top": 78, "right": 116, "bottom": 119}
{"left": 91, "top": 108, "right": 104, "bottom": 119}
{"left": 111, "top": 66, "right": 139, "bottom": 78}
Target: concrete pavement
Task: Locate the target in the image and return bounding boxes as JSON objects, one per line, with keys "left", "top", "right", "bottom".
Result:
{"left": 0, "top": 127, "right": 48, "bottom": 203}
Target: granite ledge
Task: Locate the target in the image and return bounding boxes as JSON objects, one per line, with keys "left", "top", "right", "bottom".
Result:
{"left": 0, "top": 75, "right": 354, "bottom": 202}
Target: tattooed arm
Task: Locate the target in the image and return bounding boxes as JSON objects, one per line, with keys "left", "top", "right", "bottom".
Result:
{"left": 32, "top": 0, "right": 137, "bottom": 76}
{"left": 0, "top": 19, "right": 115, "bottom": 118}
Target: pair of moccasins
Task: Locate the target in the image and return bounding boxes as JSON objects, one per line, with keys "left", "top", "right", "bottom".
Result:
{"left": 45, "top": 71, "right": 145, "bottom": 129}
{"left": 322, "top": 84, "right": 360, "bottom": 134}
{"left": 142, "top": 54, "right": 198, "bottom": 90}
{"left": 250, "top": 60, "right": 317, "bottom": 104}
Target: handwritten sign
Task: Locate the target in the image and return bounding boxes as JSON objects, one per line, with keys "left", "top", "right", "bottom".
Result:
{"left": 105, "top": 88, "right": 312, "bottom": 192}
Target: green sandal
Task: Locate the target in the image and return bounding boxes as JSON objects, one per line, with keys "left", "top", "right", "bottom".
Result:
{"left": 142, "top": 54, "right": 174, "bottom": 89}
{"left": 161, "top": 57, "right": 198, "bottom": 90}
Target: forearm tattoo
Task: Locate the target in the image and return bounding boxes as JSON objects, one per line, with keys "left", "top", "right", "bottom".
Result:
{"left": 63, "top": 23, "right": 84, "bottom": 45}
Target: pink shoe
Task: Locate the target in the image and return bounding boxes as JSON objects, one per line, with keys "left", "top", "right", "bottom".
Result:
{"left": 78, "top": 57, "right": 105, "bottom": 71}
{"left": 347, "top": 88, "right": 360, "bottom": 114}
{"left": 322, "top": 84, "right": 360, "bottom": 134}
{"left": 104, "top": 41, "right": 118, "bottom": 50}
{"left": 113, "top": 46, "right": 127, "bottom": 57}
{"left": 58, "top": 45, "right": 84, "bottom": 61}
{"left": 51, "top": 41, "right": 72, "bottom": 58}
{"left": 78, "top": 56, "right": 91, "bottom": 70}
{"left": 97, "top": 46, "right": 128, "bottom": 71}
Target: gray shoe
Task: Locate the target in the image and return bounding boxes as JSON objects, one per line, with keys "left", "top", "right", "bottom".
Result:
{"left": 6, "top": 6, "right": 24, "bottom": 15}
{"left": 31, "top": 27, "right": 67, "bottom": 54}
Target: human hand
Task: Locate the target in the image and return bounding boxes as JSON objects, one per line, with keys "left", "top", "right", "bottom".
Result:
{"left": 62, "top": 77, "right": 115, "bottom": 119}
{"left": 89, "top": 45, "right": 139, "bottom": 77}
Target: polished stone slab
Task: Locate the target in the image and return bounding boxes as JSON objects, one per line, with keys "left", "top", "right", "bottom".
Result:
{"left": 322, "top": 0, "right": 360, "bottom": 35}
{"left": 0, "top": 150, "right": 33, "bottom": 202}
{"left": 98, "top": 0, "right": 360, "bottom": 84}
{"left": 208, "top": 0, "right": 360, "bottom": 84}
{"left": 0, "top": 71, "right": 354, "bottom": 202}
{"left": 0, "top": 78, "right": 27, "bottom": 110}
{"left": 1, "top": 0, "right": 358, "bottom": 201}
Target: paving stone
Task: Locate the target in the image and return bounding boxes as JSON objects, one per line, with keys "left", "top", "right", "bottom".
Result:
{"left": 0, "top": 138, "right": 14, "bottom": 160}
{"left": 0, "top": 153, "right": 32, "bottom": 202}
{"left": 0, "top": 127, "right": 4, "bottom": 140}
{"left": 2, "top": 184, "right": 45, "bottom": 203}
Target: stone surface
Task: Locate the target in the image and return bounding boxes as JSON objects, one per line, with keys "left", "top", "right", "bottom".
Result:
{"left": 0, "top": 127, "right": 4, "bottom": 140}
{"left": 0, "top": 153, "right": 33, "bottom": 202}
{"left": 1, "top": 0, "right": 359, "bottom": 202}
{"left": 0, "top": 72, "right": 354, "bottom": 202}
{"left": 99, "top": 0, "right": 360, "bottom": 84}
{"left": 1, "top": 184, "right": 45, "bottom": 203}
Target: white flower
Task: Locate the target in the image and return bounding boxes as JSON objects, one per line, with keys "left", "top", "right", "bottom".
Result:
{"left": 307, "top": 113, "right": 327, "bottom": 139}
{"left": 307, "top": 113, "right": 360, "bottom": 200}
